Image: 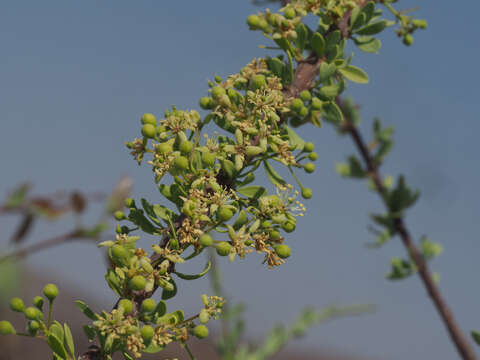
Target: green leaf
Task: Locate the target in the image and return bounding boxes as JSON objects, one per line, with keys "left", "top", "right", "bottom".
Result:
{"left": 104, "top": 333, "right": 114, "bottom": 353}
{"left": 355, "top": 20, "right": 389, "bottom": 36}
{"left": 233, "top": 210, "right": 249, "bottom": 230}
{"left": 122, "top": 351, "right": 135, "bottom": 360}
{"left": 353, "top": 36, "right": 381, "bottom": 53}
{"left": 237, "top": 186, "right": 267, "bottom": 199}
{"left": 338, "top": 65, "right": 369, "bottom": 84}
{"left": 63, "top": 323, "right": 75, "bottom": 358}
{"left": 75, "top": 301, "right": 98, "bottom": 320}
{"left": 82, "top": 325, "right": 96, "bottom": 341}
{"left": 221, "top": 159, "right": 236, "bottom": 179}
{"left": 152, "top": 204, "right": 175, "bottom": 222}
{"left": 294, "top": 23, "right": 308, "bottom": 51}
{"left": 128, "top": 209, "right": 158, "bottom": 235}
{"left": 386, "top": 257, "right": 415, "bottom": 280}
{"left": 264, "top": 161, "right": 286, "bottom": 186}
{"left": 323, "top": 102, "right": 344, "bottom": 124}
{"left": 471, "top": 331, "right": 480, "bottom": 346}
{"left": 318, "top": 84, "right": 341, "bottom": 98}
{"left": 317, "top": 62, "right": 337, "bottom": 83}
{"left": 266, "top": 57, "right": 285, "bottom": 78}
{"left": 310, "top": 32, "right": 325, "bottom": 57}
{"left": 140, "top": 198, "right": 163, "bottom": 226}
{"left": 49, "top": 322, "right": 64, "bottom": 344}
{"left": 285, "top": 125, "right": 305, "bottom": 150}
{"left": 361, "top": 1, "right": 376, "bottom": 23}
{"left": 105, "top": 270, "right": 123, "bottom": 297}
{"left": 420, "top": 237, "right": 443, "bottom": 260}
{"left": 143, "top": 343, "right": 166, "bottom": 354}
{"left": 47, "top": 334, "right": 68, "bottom": 360}
{"left": 325, "top": 30, "right": 341, "bottom": 50}
{"left": 5, "top": 183, "right": 30, "bottom": 207}
{"left": 153, "top": 300, "right": 167, "bottom": 317}
{"left": 174, "top": 261, "right": 212, "bottom": 280}
{"left": 161, "top": 278, "right": 177, "bottom": 300}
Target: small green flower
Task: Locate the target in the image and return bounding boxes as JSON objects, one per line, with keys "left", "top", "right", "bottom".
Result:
{"left": 25, "top": 306, "right": 41, "bottom": 320}
{"left": 33, "top": 296, "right": 44, "bottom": 310}
{"left": 201, "top": 152, "right": 216, "bottom": 167}
{"left": 217, "top": 206, "right": 234, "bottom": 222}
{"left": 114, "top": 210, "right": 125, "bottom": 221}
{"left": 199, "top": 97, "right": 215, "bottom": 110}
{"left": 247, "top": 14, "right": 260, "bottom": 29}
{"left": 290, "top": 98, "right": 304, "bottom": 113}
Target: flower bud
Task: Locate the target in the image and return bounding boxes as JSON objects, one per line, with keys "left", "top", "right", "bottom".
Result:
{"left": 24, "top": 306, "right": 41, "bottom": 320}
{"left": 9, "top": 297, "right": 25, "bottom": 313}
{"left": 114, "top": 211, "right": 125, "bottom": 221}
{"left": 43, "top": 284, "right": 59, "bottom": 302}
{"left": 251, "top": 74, "right": 266, "bottom": 90}
{"left": 141, "top": 299, "right": 156, "bottom": 313}
{"left": 201, "top": 152, "right": 216, "bottom": 167}
{"left": 308, "top": 152, "right": 318, "bottom": 161}
{"left": 216, "top": 242, "right": 231, "bottom": 256}
{"left": 284, "top": 7, "right": 296, "bottom": 20}
{"left": 245, "top": 146, "right": 264, "bottom": 157}
{"left": 193, "top": 324, "right": 209, "bottom": 339}
{"left": 141, "top": 325, "right": 155, "bottom": 343}
{"left": 33, "top": 296, "right": 44, "bottom": 310}
{"left": 290, "top": 98, "right": 304, "bottom": 113}
{"left": 403, "top": 34, "right": 413, "bottom": 46}
{"left": 111, "top": 244, "right": 127, "bottom": 264}
{"left": 311, "top": 97, "right": 323, "bottom": 110}
{"left": 199, "top": 97, "right": 215, "bottom": 110}
{"left": 300, "top": 90, "right": 311, "bottom": 102}
{"left": 199, "top": 234, "right": 214, "bottom": 247}
{"left": 282, "top": 221, "right": 296, "bottom": 233}
{"left": 199, "top": 309, "right": 210, "bottom": 324}
{"left": 303, "top": 142, "right": 314, "bottom": 152}
{"left": 301, "top": 187, "right": 313, "bottom": 199}
{"left": 179, "top": 140, "right": 193, "bottom": 154}
{"left": 412, "top": 19, "right": 427, "bottom": 29}
{"left": 0, "top": 321, "right": 15, "bottom": 335}
{"left": 174, "top": 155, "right": 189, "bottom": 171}
{"left": 118, "top": 299, "right": 133, "bottom": 314}
{"left": 211, "top": 86, "right": 226, "bottom": 100}
{"left": 217, "top": 206, "right": 234, "bottom": 222}
{"left": 141, "top": 124, "right": 156, "bottom": 139}
{"left": 247, "top": 14, "right": 260, "bottom": 29}
{"left": 304, "top": 162, "right": 315, "bottom": 173}
{"left": 299, "top": 106, "right": 308, "bottom": 116}
{"left": 129, "top": 275, "right": 146, "bottom": 291}
{"left": 275, "top": 244, "right": 291, "bottom": 259}
{"left": 141, "top": 113, "right": 157, "bottom": 126}
{"left": 156, "top": 142, "right": 173, "bottom": 155}
{"left": 28, "top": 320, "right": 40, "bottom": 335}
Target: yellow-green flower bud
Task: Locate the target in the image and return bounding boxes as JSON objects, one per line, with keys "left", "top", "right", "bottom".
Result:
{"left": 174, "top": 155, "right": 189, "bottom": 171}
{"left": 300, "top": 90, "right": 311, "bottom": 102}
{"left": 201, "top": 152, "right": 216, "bottom": 167}
{"left": 403, "top": 34, "right": 413, "bottom": 46}
{"left": 141, "top": 124, "right": 156, "bottom": 139}
{"left": 129, "top": 275, "right": 146, "bottom": 291}
{"left": 308, "top": 152, "right": 318, "bottom": 161}
{"left": 193, "top": 324, "right": 209, "bottom": 339}
{"left": 311, "top": 97, "right": 323, "bottom": 110}
{"left": 9, "top": 297, "right": 25, "bottom": 313}
{"left": 211, "top": 86, "right": 226, "bottom": 100}
{"left": 290, "top": 98, "right": 303, "bottom": 113}
{"left": 141, "top": 325, "right": 155, "bottom": 343}
{"left": 118, "top": 299, "right": 133, "bottom": 314}
{"left": 199, "top": 309, "right": 210, "bottom": 324}
{"left": 284, "top": 7, "right": 296, "bottom": 20}
{"left": 247, "top": 14, "right": 260, "bottom": 29}
{"left": 33, "top": 296, "right": 44, "bottom": 310}
{"left": 179, "top": 140, "right": 193, "bottom": 154}
{"left": 199, "top": 234, "right": 214, "bottom": 247}
{"left": 216, "top": 242, "right": 231, "bottom": 256}
{"left": 304, "top": 162, "right": 315, "bottom": 173}
{"left": 43, "top": 284, "right": 58, "bottom": 302}
{"left": 141, "top": 299, "right": 156, "bottom": 313}
{"left": 114, "top": 211, "right": 125, "bottom": 221}
{"left": 217, "top": 206, "right": 234, "bottom": 222}
{"left": 282, "top": 221, "right": 296, "bottom": 233}
{"left": 303, "top": 142, "right": 314, "bottom": 152}
{"left": 141, "top": 113, "right": 157, "bottom": 126}
{"left": 251, "top": 74, "right": 266, "bottom": 90}
{"left": 0, "top": 321, "right": 15, "bottom": 335}
{"left": 24, "top": 307, "right": 41, "bottom": 320}
{"left": 199, "top": 97, "right": 215, "bottom": 110}
{"left": 275, "top": 244, "right": 291, "bottom": 259}
{"left": 301, "top": 187, "right": 313, "bottom": 199}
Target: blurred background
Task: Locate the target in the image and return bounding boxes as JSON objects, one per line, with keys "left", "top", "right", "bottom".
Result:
{"left": 1, "top": 0, "right": 479, "bottom": 359}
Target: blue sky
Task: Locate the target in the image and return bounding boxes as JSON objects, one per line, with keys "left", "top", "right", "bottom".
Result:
{"left": 1, "top": 1, "right": 479, "bottom": 359}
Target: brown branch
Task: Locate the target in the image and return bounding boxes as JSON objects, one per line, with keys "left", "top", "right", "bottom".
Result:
{"left": 337, "top": 102, "right": 477, "bottom": 360}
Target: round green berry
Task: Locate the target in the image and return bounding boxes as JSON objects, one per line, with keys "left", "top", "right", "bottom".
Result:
{"left": 129, "top": 275, "right": 146, "bottom": 291}
{"left": 0, "top": 321, "right": 15, "bottom": 335}
{"left": 303, "top": 142, "right": 315, "bottom": 152}
{"left": 258, "top": 19, "right": 270, "bottom": 32}
{"left": 111, "top": 244, "right": 127, "bottom": 261}
{"left": 33, "top": 296, "right": 44, "bottom": 310}
{"left": 299, "top": 90, "right": 311, "bottom": 102}
{"left": 308, "top": 152, "right": 318, "bottom": 161}
{"left": 247, "top": 14, "right": 260, "bottom": 29}
{"left": 270, "top": 230, "right": 281, "bottom": 241}
{"left": 301, "top": 187, "right": 313, "bottom": 199}
{"left": 299, "top": 106, "right": 308, "bottom": 117}
{"left": 412, "top": 19, "right": 427, "bottom": 29}
{"left": 199, "top": 97, "right": 215, "bottom": 110}
{"left": 216, "top": 242, "right": 231, "bottom": 256}
{"left": 193, "top": 324, "right": 209, "bottom": 339}
{"left": 217, "top": 206, "right": 234, "bottom": 222}
{"left": 311, "top": 97, "right": 323, "bottom": 110}
{"left": 28, "top": 320, "right": 40, "bottom": 335}
{"left": 156, "top": 125, "right": 167, "bottom": 135}
{"left": 141, "top": 325, "right": 155, "bottom": 343}
{"left": 118, "top": 299, "right": 133, "bottom": 314}
{"left": 199, "top": 234, "right": 214, "bottom": 247}
{"left": 156, "top": 142, "right": 173, "bottom": 155}
{"left": 114, "top": 211, "right": 125, "bottom": 221}
{"left": 304, "top": 162, "right": 315, "bottom": 173}
{"left": 141, "top": 299, "right": 156, "bottom": 313}
{"left": 211, "top": 86, "right": 226, "bottom": 100}
{"left": 43, "top": 284, "right": 58, "bottom": 302}
{"left": 261, "top": 220, "right": 272, "bottom": 228}
{"left": 403, "top": 34, "right": 413, "bottom": 46}
{"left": 275, "top": 244, "right": 291, "bottom": 259}
{"left": 282, "top": 221, "right": 296, "bottom": 233}
{"left": 141, "top": 113, "right": 157, "bottom": 126}
{"left": 290, "top": 98, "right": 304, "bottom": 113}
{"left": 251, "top": 74, "right": 266, "bottom": 90}
{"left": 174, "top": 155, "right": 189, "bottom": 171}
{"left": 199, "top": 309, "right": 210, "bottom": 324}
{"left": 9, "top": 297, "right": 25, "bottom": 312}
{"left": 141, "top": 124, "right": 156, "bottom": 139}
{"left": 284, "top": 7, "right": 296, "bottom": 20}
{"left": 24, "top": 306, "right": 40, "bottom": 320}
{"left": 179, "top": 140, "right": 193, "bottom": 154}
{"left": 201, "top": 152, "right": 216, "bottom": 167}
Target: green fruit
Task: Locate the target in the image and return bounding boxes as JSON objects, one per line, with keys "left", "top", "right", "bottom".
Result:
{"left": 247, "top": 14, "right": 260, "bottom": 29}
{"left": 412, "top": 19, "right": 427, "bottom": 29}
{"left": 118, "top": 299, "right": 133, "bottom": 314}
{"left": 141, "top": 325, "right": 155, "bottom": 342}
{"left": 129, "top": 275, "right": 146, "bottom": 291}
{"left": 299, "top": 106, "right": 308, "bottom": 117}
{"left": 261, "top": 220, "right": 272, "bottom": 228}
{"left": 156, "top": 125, "right": 167, "bottom": 135}
{"left": 24, "top": 307, "right": 40, "bottom": 320}
{"left": 156, "top": 142, "right": 173, "bottom": 154}
{"left": 214, "top": 75, "right": 222, "bottom": 83}
{"left": 9, "top": 297, "right": 25, "bottom": 312}
{"left": 125, "top": 198, "right": 135, "bottom": 208}
{"left": 28, "top": 320, "right": 40, "bottom": 335}
{"left": 284, "top": 7, "right": 296, "bottom": 20}
{"left": 308, "top": 152, "right": 318, "bottom": 161}
{"left": 111, "top": 244, "right": 127, "bottom": 262}
{"left": 174, "top": 155, "right": 189, "bottom": 171}
{"left": 301, "top": 187, "right": 313, "bottom": 199}
{"left": 211, "top": 86, "right": 226, "bottom": 100}
{"left": 303, "top": 142, "right": 315, "bottom": 152}
{"left": 275, "top": 244, "right": 291, "bottom": 259}
{"left": 216, "top": 242, "right": 231, "bottom": 256}
{"left": 199, "top": 309, "right": 210, "bottom": 324}
{"left": 141, "top": 113, "right": 157, "bottom": 126}
{"left": 199, "top": 97, "right": 215, "bottom": 110}
{"left": 299, "top": 90, "right": 311, "bottom": 102}
{"left": 0, "top": 321, "right": 15, "bottom": 335}
{"left": 114, "top": 211, "right": 125, "bottom": 221}
{"left": 201, "top": 152, "right": 216, "bottom": 167}
{"left": 179, "top": 140, "right": 193, "bottom": 154}
{"left": 193, "top": 324, "right": 209, "bottom": 339}
{"left": 403, "top": 34, "right": 413, "bottom": 46}
{"left": 33, "top": 296, "right": 44, "bottom": 310}
{"left": 217, "top": 206, "right": 234, "bottom": 222}
{"left": 282, "top": 221, "right": 296, "bottom": 233}
{"left": 43, "top": 284, "right": 58, "bottom": 302}
{"left": 311, "top": 97, "right": 323, "bottom": 110}
{"left": 141, "top": 124, "right": 156, "bottom": 138}
{"left": 290, "top": 98, "right": 304, "bottom": 113}
{"left": 141, "top": 299, "right": 156, "bottom": 313}
{"left": 199, "top": 234, "right": 214, "bottom": 247}
{"left": 258, "top": 19, "right": 270, "bottom": 32}
{"left": 270, "top": 230, "right": 281, "bottom": 241}
{"left": 304, "top": 162, "right": 315, "bottom": 173}
{"left": 251, "top": 74, "right": 266, "bottom": 90}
